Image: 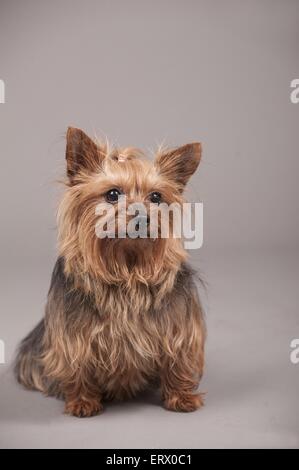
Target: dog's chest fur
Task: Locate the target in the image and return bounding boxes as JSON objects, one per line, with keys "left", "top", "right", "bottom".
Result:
{"left": 45, "top": 258, "right": 194, "bottom": 399}
{"left": 94, "top": 311, "right": 161, "bottom": 398}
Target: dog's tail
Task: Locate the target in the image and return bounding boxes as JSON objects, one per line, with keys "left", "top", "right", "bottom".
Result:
{"left": 14, "top": 320, "right": 46, "bottom": 393}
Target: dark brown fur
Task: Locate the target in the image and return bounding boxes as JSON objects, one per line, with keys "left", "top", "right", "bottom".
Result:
{"left": 15, "top": 128, "right": 206, "bottom": 417}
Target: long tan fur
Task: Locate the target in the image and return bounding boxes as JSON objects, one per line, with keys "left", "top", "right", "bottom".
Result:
{"left": 15, "top": 127, "right": 205, "bottom": 417}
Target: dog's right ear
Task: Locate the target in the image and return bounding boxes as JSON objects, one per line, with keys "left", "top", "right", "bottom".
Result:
{"left": 66, "top": 127, "right": 104, "bottom": 183}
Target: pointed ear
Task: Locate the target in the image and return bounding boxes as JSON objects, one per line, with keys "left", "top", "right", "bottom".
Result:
{"left": 155, "top": 143, "right": 201, "bottom": 188}
{"left": 66, "top": 127, "right": 104, "bottom": 182}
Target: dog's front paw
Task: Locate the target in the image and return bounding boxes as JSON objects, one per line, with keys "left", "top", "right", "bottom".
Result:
{"left": 164, "top": 392, "right": 204, "bottom": 412}
{"left": 65, "top": 398, "right": 103, "bottom": 418}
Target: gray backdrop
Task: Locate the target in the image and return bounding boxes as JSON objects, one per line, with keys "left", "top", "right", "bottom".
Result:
{"left": 0, "top": 0, "right": 298, "bottom": 448}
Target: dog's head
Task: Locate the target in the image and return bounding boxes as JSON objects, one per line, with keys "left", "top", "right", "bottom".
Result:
{"left": 58, "top": 127, "right": 201, "bottom": 284}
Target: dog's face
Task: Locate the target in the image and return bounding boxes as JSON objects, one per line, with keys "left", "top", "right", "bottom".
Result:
{"left": 58, "top": 127, "right": 201, "bottom": 284}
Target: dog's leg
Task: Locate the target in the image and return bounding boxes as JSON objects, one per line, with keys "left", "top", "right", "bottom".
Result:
{"left": 43, "top": 345, "right": 103, "bottom": 418}
{"left": 161, "top": 355, "right": 204, "bottom": 412}
{"left": 40, "top": 258, "right": 103, "bottom": 417}
{"left": 64, "top": 381, "right": 103, "bottom": 418}
{"left": 42, "top": 347, "right": 103, "bottom": 417}
{"left": 42, "top": 341, "right": 103, "bottom": 417}
{"left": 160, "top": 290, "right": 205, "bottom": 412}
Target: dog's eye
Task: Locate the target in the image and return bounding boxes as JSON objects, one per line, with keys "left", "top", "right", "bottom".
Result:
{"left": 106, "top": 188, "right": 122, "bottom": 203}
{"left": 149, "top": 192, "right": 162, "bottom": 204}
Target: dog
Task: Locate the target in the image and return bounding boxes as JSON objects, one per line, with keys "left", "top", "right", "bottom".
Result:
{"left": 15, "top": 127, "right": 205, "bottom": 417}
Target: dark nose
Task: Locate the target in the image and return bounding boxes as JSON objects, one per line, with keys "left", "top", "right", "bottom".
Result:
{"left": 135, "top": 215, "right": 150, "bottom": 230}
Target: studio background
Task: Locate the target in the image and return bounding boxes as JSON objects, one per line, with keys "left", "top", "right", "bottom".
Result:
{"left": 0, "top": 0, "right": 298, "bottom": 448}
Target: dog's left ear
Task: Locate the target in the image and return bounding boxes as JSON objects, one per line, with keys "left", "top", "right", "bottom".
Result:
{"left": 66, "top": 127, "right": 105, "bottom": 183}
{"left": 155, "top": 143, "right": 201, "bottom": 188}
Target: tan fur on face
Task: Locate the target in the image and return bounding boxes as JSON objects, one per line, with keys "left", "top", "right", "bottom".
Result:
{"left": 58, "top": 144, "right": 187, "bottom": 290}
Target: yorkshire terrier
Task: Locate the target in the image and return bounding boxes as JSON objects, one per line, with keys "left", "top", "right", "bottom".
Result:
{"left": 15, "top": 127, "right": 205, "bottom": 417}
